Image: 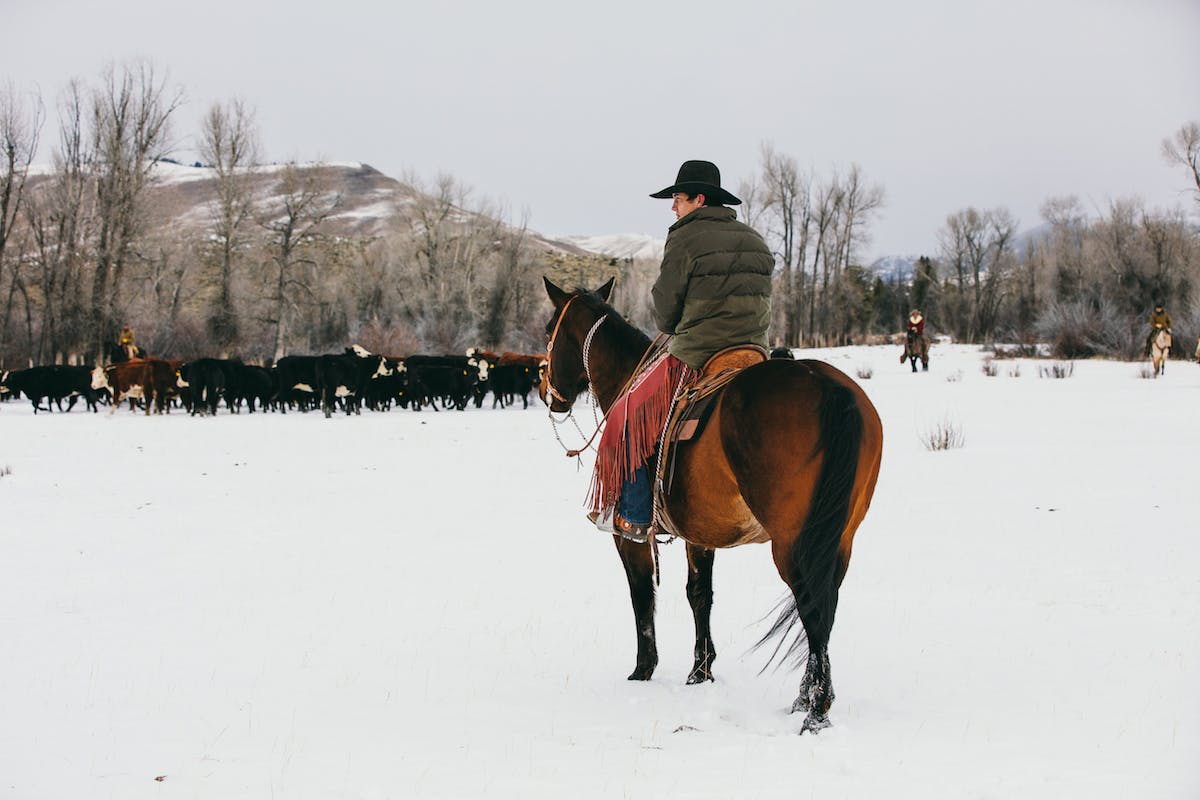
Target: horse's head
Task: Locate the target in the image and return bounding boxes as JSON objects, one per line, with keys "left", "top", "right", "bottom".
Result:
{"left": 540, "top": 276, "right": 614, "bottom": 412}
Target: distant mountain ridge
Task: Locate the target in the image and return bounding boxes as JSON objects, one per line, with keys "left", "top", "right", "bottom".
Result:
{"left": 25, "top": 159, "right": 599, "bottom": 259}
{"left": 34, "top": 160, "right": 967, "bottom": 276}
{"left": 559, "top": 233, "right": 664, "bottom": 262}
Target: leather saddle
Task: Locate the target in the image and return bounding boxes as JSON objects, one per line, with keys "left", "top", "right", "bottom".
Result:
{"left": 652, "top": 344, "right": 768, "bottom": 536}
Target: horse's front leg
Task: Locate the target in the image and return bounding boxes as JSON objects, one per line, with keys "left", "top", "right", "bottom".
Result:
{"left": 614, "top": 535, "right": 657, "bottom": 680}
{"left": 685, "top": 543, "right": 716, "bottom": 683}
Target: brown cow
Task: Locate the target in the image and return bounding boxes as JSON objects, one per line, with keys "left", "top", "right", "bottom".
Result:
{"left": 95, "top": 358, "right": 178, "bottom": 415}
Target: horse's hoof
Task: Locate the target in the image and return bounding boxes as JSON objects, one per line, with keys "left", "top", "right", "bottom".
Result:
{"left": 627, "top": 665, "right": 655, "bottom": 681}
{"left": 685, "top": 667, "right": 714, "bottom": 685}
{"left": 800, "top": 713, "right": 831, "bottom": 734}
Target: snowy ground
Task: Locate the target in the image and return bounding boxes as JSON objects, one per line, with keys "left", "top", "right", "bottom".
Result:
{"left": 2, "top": 345, "right": 1197, "bottom": 799}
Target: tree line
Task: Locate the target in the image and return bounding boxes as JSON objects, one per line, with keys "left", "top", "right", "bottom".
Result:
{"left": 738, "top": 132, "right": 1200, "bottom": 356}
{"left": 2, "top": 63, "right": 1198, "bottom": 369}
{"left": 0, "top": 63, "right": 583, "bottom": 369}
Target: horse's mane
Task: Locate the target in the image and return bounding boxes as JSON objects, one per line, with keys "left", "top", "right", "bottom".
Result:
{"left": 563, "top": 288, "right": 654, "bottom": 355}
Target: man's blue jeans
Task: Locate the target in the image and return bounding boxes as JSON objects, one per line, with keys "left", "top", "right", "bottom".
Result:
{"left": 618, "top": 463, "right": 653, "bottom": 526}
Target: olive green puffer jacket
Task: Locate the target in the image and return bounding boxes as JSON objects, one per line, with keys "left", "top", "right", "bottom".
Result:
{"left": 651, "top": 206, "right": 774, "bottom": 370}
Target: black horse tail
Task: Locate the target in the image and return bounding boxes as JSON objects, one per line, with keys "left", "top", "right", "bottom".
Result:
{"left": 755, "top": 379, "right": 863, "bottom": 669}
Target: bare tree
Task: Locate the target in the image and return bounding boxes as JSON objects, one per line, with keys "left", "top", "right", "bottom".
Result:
{"left": 389, "top": 172, "right": 497, "bottom": 351}
{"left": 976, "top": 208, "right": 1017, "bottom": 341}
{"left": 199, "top": 98, "right": 259, "bottom": 354}
{"left": 938, "top": 206, "right": 1016, "bottom": 341}
{"left": 831, "top": 163, "right": 885, "bottom": 274}
{"left": 0, "top": 82, "right": 44, "bottom": 277}
{"left": 808, "top": 176, "right": 843, "bottom": 343}
{"left": 1161, "top": 120, "right": 1200, "bottom": 209}
{"left": 480, "top": 208, "right": 542, "bottom": 350}
{"left": 16, "top": 82, "right": 97, "bottom": 364}
{"left": 86, "top": 61, "right": 183, "bottom": 360}
{"left": 260, "top": 163, "right": 341, "bottom": 360}
{"left": 0, "top": 82, "right": 45, "bottom": 362}
{"left": 1040, "top": 195, "right": 1088, "bottom": 301}
{"left": 757, "top": 143, "right": 811, "bottom": 346}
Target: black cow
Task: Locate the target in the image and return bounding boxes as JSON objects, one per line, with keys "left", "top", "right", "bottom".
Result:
{"left": 0, "top": 365, "right": 104, "bottom": 413}
{"left": 361, "top": 358, "right": 408, "bottom": 410}
{"left": 404, "top": 354, "right": 488, "bottom": 411}
{"left": 178, "top": 358, "right": 234, "bottom": 416}
{"left": 234, "top": 364, "right": 276, "bottom": 413}
{"left": 314, "top": 346, "right": 392, "bottom": 418}
{"left": 273, "top": 355, "right": 320, "bottom": 413}
{"left": 488, "top": 363, "right": 540, "bottom": 409}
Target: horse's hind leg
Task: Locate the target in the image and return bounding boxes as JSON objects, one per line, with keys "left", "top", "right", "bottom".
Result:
{"left": 793, "top": 597, "right": 838, "bottom": 734}
{"left": 614, "top": 536, "right": 658, "bottom": 680}
{"left": 685, "top": 543, "right": 716, "bottom": 684}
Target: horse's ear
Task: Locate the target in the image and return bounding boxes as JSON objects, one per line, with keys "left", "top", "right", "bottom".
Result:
{"left": 596, "top": 277, "right": 616, "bottom": 303}
{"left": 543, "top": 276, "right": 570, "bottom": 308}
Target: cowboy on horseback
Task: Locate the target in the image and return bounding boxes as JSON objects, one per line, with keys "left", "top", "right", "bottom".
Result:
{"left": 119, "top": 324, "right": 138, "bottom": 361}
{"left": 901, "top": 309, "right": 930, "bottom": 372}
{"left": 1145, "top": 301, "right": 1172, "bottom": 356}
{"left": 589, "top": 160, "right": 773, "bottom": 542}
{"left": 907, "top": 309, "right": 925, "bottom": 338}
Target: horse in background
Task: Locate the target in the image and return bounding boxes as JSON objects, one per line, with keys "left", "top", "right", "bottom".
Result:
{"left": 540, "top": 278, "right": 883, "bottom": 734}
{"left": 1150, "top": 328, "right": 1171, "bottom": 377}
{"left": 901, "top": 329, "right": 929, "bottom": 372}
{"left": 107, "top": 342, "right": 146, "bottom": 364}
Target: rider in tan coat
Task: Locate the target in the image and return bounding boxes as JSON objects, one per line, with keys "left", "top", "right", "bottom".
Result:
{"left": 1146, "top": 302, "right": 1172, "bottom": 355}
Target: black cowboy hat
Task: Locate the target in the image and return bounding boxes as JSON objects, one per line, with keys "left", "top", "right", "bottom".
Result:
{"left": 649, "top": 160, "right": 742, "bottom": 206}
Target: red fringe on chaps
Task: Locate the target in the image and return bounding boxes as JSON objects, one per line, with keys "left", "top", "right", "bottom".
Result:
{"left": 587, "top": 353, "right": 693, "bottom": 516}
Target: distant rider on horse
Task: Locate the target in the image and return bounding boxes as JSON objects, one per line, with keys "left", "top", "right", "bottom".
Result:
{"left": 119, "top": 324, "right": 138, "bottom": 360}
{"left": 907, "top": 309, "right": 925, "bottom": 338}
{"left": 588, "top": 160, "right": 773, "bottom": 542}
{"left": 1146, "top": 302, "right": 1171, "bottom": 356}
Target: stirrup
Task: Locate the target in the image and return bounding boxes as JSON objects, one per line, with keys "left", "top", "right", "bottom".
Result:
{"left": 615, "top": 514, "right": 653, "bottom": 544}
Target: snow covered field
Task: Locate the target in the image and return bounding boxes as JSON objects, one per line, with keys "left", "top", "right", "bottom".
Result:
{"left": 2, "top": 344, "right": 1197, "bottom": 799}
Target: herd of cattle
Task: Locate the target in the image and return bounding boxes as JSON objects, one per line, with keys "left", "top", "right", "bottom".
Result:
{"left": 0, "top": 346, "right": 549, "bottom": 417}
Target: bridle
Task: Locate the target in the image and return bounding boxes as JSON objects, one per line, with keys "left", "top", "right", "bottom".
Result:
{"left": 544, "top": 294, "right": 612, "bottom": 458}
{"left": 545, "top": 293, "right": 670, "bottom": 461}
{"left": 545, "top": 295, "right": 609, "bottom": 406}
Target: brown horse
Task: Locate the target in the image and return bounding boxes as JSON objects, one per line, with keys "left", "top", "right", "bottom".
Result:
{"left": 901, "top": 329, "right": 929, "bottom": 372}
{"left": 540, "top": 278, "right": 883, "bottom": 733}
{"left": 1150, "top": 329, "right": 1171, "bottom": 377}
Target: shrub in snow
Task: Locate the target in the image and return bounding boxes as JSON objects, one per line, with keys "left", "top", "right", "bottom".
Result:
{"left": 1008, "top": 364, "right": 1022, "bottom": 378}
{"left": 0, "top": 465, "right": 10, "bottom": 478}
{"left": 922, "top": 416, "right": 965, "bottom": 451}
{"left": 1035, "top": 299, "right": 1132, "bottom": 358}
{"left": 1038, "top": 361, "right": 1075, "bottom": 379}
{"left": 855, "top": 365, "right": 874, "bottom": 380}
{"left": 990, "top": 343, "right": 1044, "bottom": 359}
{"left": 1136, "top": 364, "right": 1156, "bottom": 380}
{"left": 981, "top": 358, "right": 998, "bottom": 377}
{"left": 945, "top": 369, "right": 964, "bottom": 382}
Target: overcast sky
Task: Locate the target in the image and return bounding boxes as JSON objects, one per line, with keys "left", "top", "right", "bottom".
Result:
{"left": 4, "top": 0, "right": 1198, "bottom": 260}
